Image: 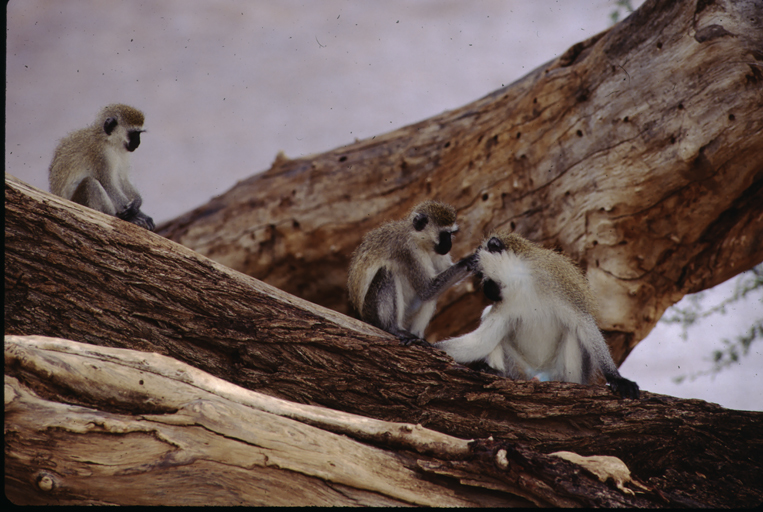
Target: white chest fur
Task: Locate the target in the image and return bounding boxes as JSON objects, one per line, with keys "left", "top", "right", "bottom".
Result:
{"left": 481, "top": 252, "right": 571, "bottom": 371}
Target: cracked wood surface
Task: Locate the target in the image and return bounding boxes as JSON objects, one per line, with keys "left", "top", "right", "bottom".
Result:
{"left": 157, "top": 0, "right": 763, "bottom": 361}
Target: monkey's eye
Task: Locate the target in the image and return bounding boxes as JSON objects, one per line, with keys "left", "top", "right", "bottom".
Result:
{"left": 103, "top": 117, "right": 119, "bottom": 135}
{"left": 413, "top": 213, "right": 429, "bottom": 232}
{"left": 486, "top": 237, "right": 504, "bottom": 253}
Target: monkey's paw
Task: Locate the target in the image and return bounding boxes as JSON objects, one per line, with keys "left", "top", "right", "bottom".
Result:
{"left": 117, "top": 199, "right": 141, "bottom": 221}
{"left": 467, "top": 360, "right": 503, "bottom": 375}
{"left": 398, "top": 335, "right": 432, "bottom": 348}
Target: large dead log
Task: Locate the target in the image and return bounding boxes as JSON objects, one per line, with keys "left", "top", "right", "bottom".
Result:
{"left": 158, "top": 0, "right": 763, "bottom": 361}
{"left": 6, "top": 335, "right": 661, "bottom": 507}
{"left": 5, "top": 176, "right": 763, "bottom": 507}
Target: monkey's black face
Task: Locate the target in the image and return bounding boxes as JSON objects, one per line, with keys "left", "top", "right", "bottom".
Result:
{"left": 478, "top": 237, "right": 506, "bottom": 301}
{"left": 126, "top": 130, "right": 142, "bottom": 152}
{"left": 435, "top": 230, "right": 453, "bottom": 255}
{"left": 482, "top": 278, "right": 502, "bottom": 302}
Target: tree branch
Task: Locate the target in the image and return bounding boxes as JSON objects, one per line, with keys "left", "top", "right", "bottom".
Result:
{"left": 156, "top": 0, "right": 763, "bottom": 361}
{"left": 5, "top": 175, "right": 762, "bottom": 506}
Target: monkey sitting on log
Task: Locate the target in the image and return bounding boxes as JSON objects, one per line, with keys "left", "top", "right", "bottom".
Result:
{"left": 49, "top": 103, "right": 155, "bottom": 231}
{"left": 435, "top": 231, "right": 640, "bottom": 399}
{"left": 348, "top": 201, "right": 478, "bottom": 345}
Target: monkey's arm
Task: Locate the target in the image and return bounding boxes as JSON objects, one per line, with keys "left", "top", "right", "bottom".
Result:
{"left": 362, "top": 266, "right": 427, "bottom": 346}
{"left": 577, "top": 319, "right": 640, "bottom": 399}
{"left": 418, "top": 253, "right": 478, "bottom": 302}
{"left": 434, "top": 309, "right": 508, "bottom": 364}
{"left": 104, "top": 172, "right": 154, "bottom": 230}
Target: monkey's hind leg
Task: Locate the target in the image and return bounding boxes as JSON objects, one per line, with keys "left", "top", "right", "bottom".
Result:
{"left": 70, "top": 177, "right": 117, "bottom": 215}
{"left": 363, "top": 267, "right": 430, "bottom": 347}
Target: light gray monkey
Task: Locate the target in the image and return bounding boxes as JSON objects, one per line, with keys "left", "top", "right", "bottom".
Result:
{"left": 49, "top": 103, "right": 154, "bottom": 230}
{"left": 435, "top": 231, "right": 639, "bottom": 398}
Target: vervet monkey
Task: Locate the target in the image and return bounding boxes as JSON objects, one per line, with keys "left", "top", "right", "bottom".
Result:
{"left": 49, "top": 103, "right": 155, "bottom": 231}
{"left": 435, "top": 231, "right": 640, "bottom": 399}
{"left": 348, "top": 200, "right": 478, "bottom": 344}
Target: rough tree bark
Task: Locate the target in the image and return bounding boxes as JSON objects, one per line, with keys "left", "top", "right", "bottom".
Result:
{"left": 5, "top": 176, "right": 763, "bottom": 506}
{"left": 158, "top": 0, "right": 763, "bottom": 360}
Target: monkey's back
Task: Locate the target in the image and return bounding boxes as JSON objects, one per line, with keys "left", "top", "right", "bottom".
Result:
{"left": 49, "top": 126, "right": 107, "bottom": 199}
{"left": 347, "top": 220, "right": 412, "bottom": 312}
{"left": 531, "top": 248, "right": 598, "bottom": 316}
{"left": 496, "top": 232, "right": 598, "bottom": 315}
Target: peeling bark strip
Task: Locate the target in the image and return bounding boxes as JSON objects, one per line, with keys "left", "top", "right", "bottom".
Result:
{"left": 158, "top": 0, "right": 763, "bottom": 359}
{"left": 5, "top": 178, "right": 763, "bottom": 507}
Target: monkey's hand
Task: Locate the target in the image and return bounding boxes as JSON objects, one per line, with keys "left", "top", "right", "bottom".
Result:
{"left": 118, "top": 200, "right": 155, "bottom": 231}
{"left": 607, "top": 376, "right": 640, "bottom": 399}
{"left": 458, "top": 252, "right": 481, "bottom": 273}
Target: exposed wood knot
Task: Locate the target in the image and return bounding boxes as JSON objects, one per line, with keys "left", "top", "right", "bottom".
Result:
{"left": 694, "top": 24, "right": 734, "bottom": 43}
{"left": 495, "top": 448, "right": 509, "bottom": 470}
{"left": 36, "top": 471, "right": 58, "bottom": 492}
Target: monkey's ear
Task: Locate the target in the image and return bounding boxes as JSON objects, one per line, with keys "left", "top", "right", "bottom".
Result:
{"left": 487, "top": 237, "right": 505, "bottom": 253}
{"left": 103, "top": 117, "right": 118, "bottom": 135}
{"left": 413, "top": 213, "right": 429, "bottom": 231}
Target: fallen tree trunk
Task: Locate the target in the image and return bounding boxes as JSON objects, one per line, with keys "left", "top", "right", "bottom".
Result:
{"left": 157, "top": 0, "right": 763, "bottom": 361}
{"left": 5, "top": 176, "right": 763, "bottom": 507}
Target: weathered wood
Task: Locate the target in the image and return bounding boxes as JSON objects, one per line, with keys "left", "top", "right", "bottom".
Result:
{"left": 5, "top": 176, "right": 763, "bottom": 507}
{"left": 157, "top": 0, "right": 763, "bottom": 362}
{"left": 2, "top": 336, "right": 482, "bottom": 506}
{"left": 6, "top": 335, "right": 655, "bottom": 507}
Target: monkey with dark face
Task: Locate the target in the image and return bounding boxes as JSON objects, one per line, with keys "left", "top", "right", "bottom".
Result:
{"left": 435, "top": 231, "right": 639, "bottom": 398}
{"left": 49, "top": 103, "right": 154, "bottom": 231}
{"left": 348, "top": 201, "right": 478, "bottom": 345}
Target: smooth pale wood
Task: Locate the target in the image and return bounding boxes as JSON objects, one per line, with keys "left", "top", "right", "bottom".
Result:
{"left": 6, "top": 335, "right": 641, "bottom": 507}
{"left": 4, "top": 336, "right": 486, "bottom": 507}
{"left": 5, "top": 178, "right": 763, "bottom": 507}
{"left": 158, "top": 0, "right": 763, "bottom": 359}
